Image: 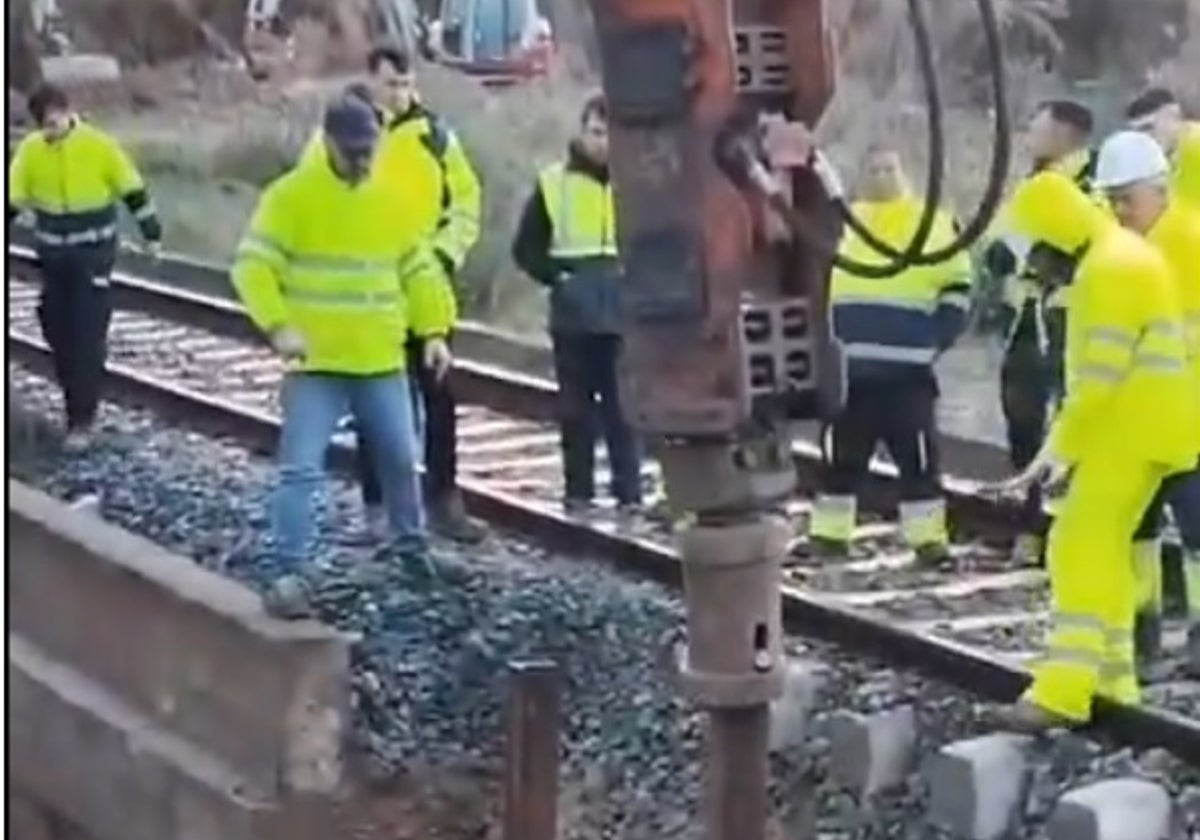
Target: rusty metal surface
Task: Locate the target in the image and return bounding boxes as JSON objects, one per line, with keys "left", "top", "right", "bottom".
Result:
{"left": 11, "top": 331, "right": 1199, "bottom": 763}
{"left": 501, "top": 660, "right": 562, "bottom": 840}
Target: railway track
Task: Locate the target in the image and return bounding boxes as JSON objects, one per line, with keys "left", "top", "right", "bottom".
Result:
{"left": 7, "top": 244, "right": 1200, "bottom": 762}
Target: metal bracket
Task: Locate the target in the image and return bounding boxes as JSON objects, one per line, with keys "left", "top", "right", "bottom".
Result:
{"left": 734, "top": 26, "right": 790, "bottom": 94}
{"left": 741, "top": 298, "right": 816, "bottom": 396}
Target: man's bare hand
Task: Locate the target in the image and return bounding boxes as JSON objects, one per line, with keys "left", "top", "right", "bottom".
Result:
{"left": 270, "top": 326, "right": 306, "bottom": 360}
{"left": 424, "top": 337, "right": 452, "bottom": 381}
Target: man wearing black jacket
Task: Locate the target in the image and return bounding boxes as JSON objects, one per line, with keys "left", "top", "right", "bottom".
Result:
{"left": 511, "top": 94, "right": 642, "bottom": 516}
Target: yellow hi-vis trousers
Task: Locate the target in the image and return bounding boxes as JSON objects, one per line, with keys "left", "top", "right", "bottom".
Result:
{"left": 1024, "top": 454, "right": 1166, "bottom": 722}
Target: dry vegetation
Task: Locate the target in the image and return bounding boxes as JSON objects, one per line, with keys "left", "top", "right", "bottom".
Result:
{"left": 65, "top": 0, "right": 1198, "bottom": 333}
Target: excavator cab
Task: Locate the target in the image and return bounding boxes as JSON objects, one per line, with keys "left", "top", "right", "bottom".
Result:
{"left": 423, "top": 0, "right": 553, "bottom": 86}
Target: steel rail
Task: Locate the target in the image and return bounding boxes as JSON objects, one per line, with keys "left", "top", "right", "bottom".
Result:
{"left": 6, "top": 244, "right": 1025, "bottom": 535}
{"left": 9, "top": 329, "right": 1200, "bottom": 764}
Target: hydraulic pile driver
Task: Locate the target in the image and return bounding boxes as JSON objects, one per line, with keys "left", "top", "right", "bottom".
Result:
{"left": 581, "top": 0, "right": 1012, "bottom": 836}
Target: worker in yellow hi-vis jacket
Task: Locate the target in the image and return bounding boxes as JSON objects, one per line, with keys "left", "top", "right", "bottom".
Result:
{"left": 232, "top": 95, "right": 455, "bottom": 619}
{"left": 301, "top": 45, "right": 486, "bottom": 543}
{"left": 7, "top": 83, "right": 163, "bottom": 450}
{"left": 994, "top": 170, "right": 1200, "bottom": 731}
{"left": 1094, "top": 130, "right": 1200, "bottom": 675}
{"left": 808, "top": 144, "right": 971, "bottom": 565}
{"left": 1127, "top": 87, "right": 1200, "bottom": 210}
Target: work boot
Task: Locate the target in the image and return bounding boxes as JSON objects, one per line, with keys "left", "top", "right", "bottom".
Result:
{"left": 564, "top": 497, "right": 598, "bottom": 518}
{"left": 1010, "top": 533, "right": 1045, "bottom": 568}
{"left": 806, "top": 536, "right": 850, "bottom": 561}
{"left": 988, "top": 698, "right": 1076, "bottom": 734}
{"left": 1133, "top": 607, "right": 1163, "bottom": 666}
{"left": 914, "top": 541, "right": 954, "bottom": 570}
{"left": 62, "top": 425, "right": 95, "bottom": 453}
{"left": 377, "top": 535, "right": 439, "bottom": 585}
{"left": 341, "top": 505, "right": 389, "bottom": 546}
{"left": 262, "top": 573, "right": 316, "bottom": 621}
{"left": 1185, "top": 624, "right": 1200, "bottom": 679}
{"left": 429, "top": 491, "right": 486, "bottom": 544}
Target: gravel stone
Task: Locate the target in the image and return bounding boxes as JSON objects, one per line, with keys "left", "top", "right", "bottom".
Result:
{"left": 10, "top": 367, "right": 1200, "bottom": 840}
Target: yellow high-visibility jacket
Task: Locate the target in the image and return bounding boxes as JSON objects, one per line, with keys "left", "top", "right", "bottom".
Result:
{"left": 7, "top": 118, "right": 161, "bottom": 248}
{"left": 1148, "top": 198, "right": 1200, "bottom": 397}
{"left": 830, "top": 195, "right": 972, "bottom": 378}
{"left": 1174, "top": 122, "right": 1200, "bottom": 210}
{"left": 301, "top": 103, "right": 478, "bottom": 324}
{"left": 1007, "top": 171, "right": 1199, "bottom": 470}
{"left": 231, "top": 152, "right": 452, "bottom": 376}
{"left": 999, "top": 147, "right": 1098, "bottom": 315}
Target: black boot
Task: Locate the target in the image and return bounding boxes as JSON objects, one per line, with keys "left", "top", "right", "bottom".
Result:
{"left": 429, "top": 490, "right": 487, "bottom": 544}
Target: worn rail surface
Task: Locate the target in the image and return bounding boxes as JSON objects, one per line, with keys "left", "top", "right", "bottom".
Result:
{"left": 8, "top": 243, "right": 1200, "bottom": 764}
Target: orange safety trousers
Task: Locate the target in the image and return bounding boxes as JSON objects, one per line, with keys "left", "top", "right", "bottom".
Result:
{"left": 1024, "top": 453, "right": 1167, "bottom": 722}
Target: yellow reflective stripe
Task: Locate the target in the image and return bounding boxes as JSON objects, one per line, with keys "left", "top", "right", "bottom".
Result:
{"left": 282, "top": 288, "right": 401, "bottom": 307}
{"left": 1039, "top": 647, "right": 1105, "bottom": 667}
{"left": 237, "top": 233, "right": 289, "bottom": 262}
{"left": 1145, "top": 319, "right": 1182, "bottom": 338}
{"left": 1133, "top": 353, "right": 1185, "bottom": 371}
{"left": 1051, "top": 612, "right": 1108, "bottom": 634}
{"left": 1077, "top": 361, "right": 1124, "bottom": 382}
{"left": 1085, "top": 326, "right": 1137, "bottom": 348}
{"left": 34, "top": 224, "right": 118, "bottom": 245}
{"left": 289, "top": 254, "right": 396, "bottom": 274}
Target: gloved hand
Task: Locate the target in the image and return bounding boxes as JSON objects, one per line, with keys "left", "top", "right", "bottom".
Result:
{"left": 269, "top": 326, "right": 306, "bottom": 360}
{"left": 423, "top": 336, "right": 452, "bottom": 381}
{"left": 144, "top": 239, "right": 163, "bottom": 262}
{"left": 994, "top": 446, "right": 1070, "bottom": 497}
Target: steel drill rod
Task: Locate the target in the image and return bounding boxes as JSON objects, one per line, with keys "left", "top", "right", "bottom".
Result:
{"left": 705, "top": 704, "right": 771, "bottom": 840}
{"left": 502, "top": 658, "right": 562, "bottom": 840}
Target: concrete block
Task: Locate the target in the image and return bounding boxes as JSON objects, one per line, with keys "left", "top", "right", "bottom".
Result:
{"left": 1047, "top": 778, "right": 1172, "bottom": 840}
{"left": 9, "top": 634, "right": 271, "bottom": 840}
{"left": 828, "top": 705, "right": 917, "bottom": 796}
{"left": 769, "top": 660, "right": 826, "bottom": 752}
{"left": 925, "top": 733, "right": 1033, "bottom": 840}
{"left": 8, "top": 789, "right": 56, "bottom": 840}
{"left": 8, "top": 480, "right": 349, "bottom": 796}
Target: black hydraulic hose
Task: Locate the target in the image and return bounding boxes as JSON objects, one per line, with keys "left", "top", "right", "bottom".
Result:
{"left": 841, "top": 0, "right": 1010, "bottom": 266}
{"left": 833, "top": 0, "right": 945, "bottom": 273}
{"left": 770, "top": 0, "right": 1008, "bottom": 277}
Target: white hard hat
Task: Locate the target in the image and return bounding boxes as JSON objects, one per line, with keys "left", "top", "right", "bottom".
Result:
{"left": 1094, "top": 130, "right": 1170, "bottom": 190}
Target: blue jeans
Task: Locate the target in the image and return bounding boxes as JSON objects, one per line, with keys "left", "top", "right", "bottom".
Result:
{"left": 273, "top": 372, "right": 424, "bottom": 570}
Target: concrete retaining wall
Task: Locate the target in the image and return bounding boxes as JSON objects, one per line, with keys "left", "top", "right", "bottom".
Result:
{"left": 7, "top": 480, "right": 351, "bottom": 840}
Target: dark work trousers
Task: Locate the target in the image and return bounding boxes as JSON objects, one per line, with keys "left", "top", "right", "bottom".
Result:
{"left": 820, "top": 374, "right": 941, "bottom": 503}
{"left": 1134, "top": 460, "right": 1200, "bottom": 548}
{"left": 551, "top": 332, "right": 642, "bottom": 505}
{"left": 36, "top": 244, "right": 116, "bottom": 430}
{"left": 999, "top": 301, "right": 1065, "bottom": 536}
{"left": 357, "top": 333, "right": 458, "bottom": 508}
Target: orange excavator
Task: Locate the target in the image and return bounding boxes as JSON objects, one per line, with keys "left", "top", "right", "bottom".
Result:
{"left": 579, "top": 0, "right": 1011, "bottom": 836}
